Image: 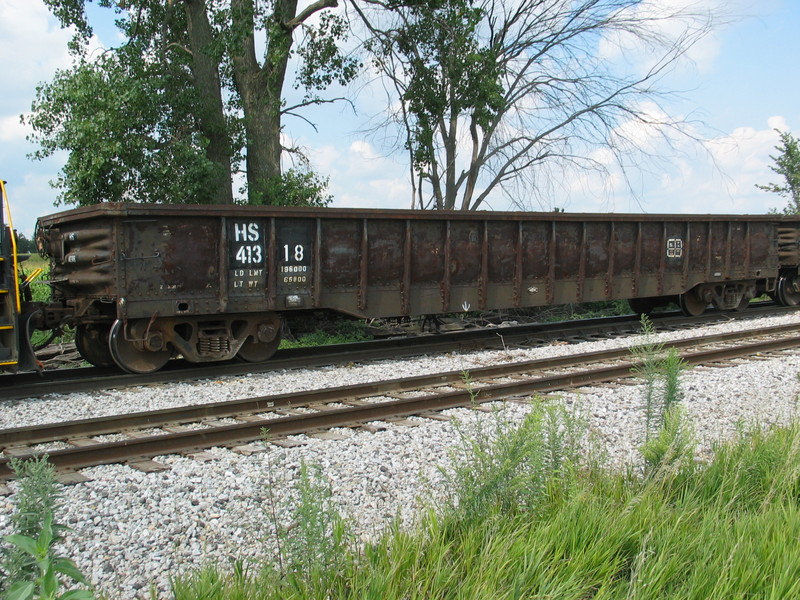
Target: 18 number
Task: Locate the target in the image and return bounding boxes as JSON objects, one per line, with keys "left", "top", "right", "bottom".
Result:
{"left": 283, "top": 244, "right": 304, "bottom": 263}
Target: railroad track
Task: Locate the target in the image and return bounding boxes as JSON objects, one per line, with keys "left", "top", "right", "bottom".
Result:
{"left": 2, "top": 321, "right": 800, "bottom": 484}
{"left": 1, "top": 303, "right": 793, "bottom": 400}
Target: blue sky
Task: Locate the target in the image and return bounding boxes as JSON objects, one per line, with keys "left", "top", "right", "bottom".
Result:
{"left": 1, "top": 0, "right": 798, "bottom": 236}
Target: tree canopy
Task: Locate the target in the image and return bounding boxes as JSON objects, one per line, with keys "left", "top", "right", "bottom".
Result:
{"left": 29, "top": 0, "right": 722, "bottom": 212}
{"left": 30, "top": 0, "right": 358, "bottom": 206}
{"left": 756, "top": 129, "right": 800, "bottom": 214}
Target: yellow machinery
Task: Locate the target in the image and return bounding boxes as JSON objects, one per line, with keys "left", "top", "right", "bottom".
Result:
{"left": 0, "top": 181, "right": 38, "bottom": 372}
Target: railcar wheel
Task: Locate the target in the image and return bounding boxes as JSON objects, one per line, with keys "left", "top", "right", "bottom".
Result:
{"left": 237, "top": 336, "right": 281, "bottom": 362}
{"left": 678, "top": 291, "right": 707, "bottom": 316}
{"left": 777, "top": 275, "right": 800, "bottom": 306}
{"left": 237, "top": 318, "right": 282, "bottom": 363}
{"left": 108, "top": 319, "right": 171, "bottom": 374}
{"left": 734, "top": 295, "right": 750, "bottom": 311}
{"left": 628, "top": 297, "right": 659, "bottom": 315}
{"left": 75, "top": 324, "right": 114, "bottom": 368}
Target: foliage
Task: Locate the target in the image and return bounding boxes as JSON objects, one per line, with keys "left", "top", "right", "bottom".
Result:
{"left": 14, "top": 233, "right": 37, "bottom": 254}
{"left": 360, "top": 0, "right": 717, "bottom": 210}
{"left": 173, "top": 448, "right": 353, "bottom": 599}
{"left": 172, "top": 411, "right": 800, "bottom": 600}
{"left": 369, "top": 0, "right": 504, "bottom": 211}
{"left": 27, "top": 55, "right": 226, "bottom": 206}
{"left": 295, "top": 11, "right": 362, "bottom": 99}
{"left": 3, "top": 514, "right": 93, "bottom": 600}
{"left": 277, "top": 461, "right": 352, "bottom": 591}
{"left": 756, "top": 129, "right": 800, "bottom": 214}
{"left": 279, "top": 318, "right": 372, "bottom": 349}
{"left": 628, "top": 315, "right": 691, "bottom": 474}
{"left": 630, "top": 315, "right": 688, "bottom": 442}
{"left": 440, "top": 399, "right": 585, "bottom": 522}
{"left": 33, "top": 0, "right": 359, "bottom": 206}
{"left": 0, "top": 456, "right": 93, "bottom": 599}
{"left": 254, "top": 168, "right": 333, "bottom": 208}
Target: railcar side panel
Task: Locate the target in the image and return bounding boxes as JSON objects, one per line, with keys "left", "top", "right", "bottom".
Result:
{"left": 121, "top": 217, "right": 222, "bottom": 319}
{"left": 36, "top": 205, "right": 787, "bottom": 325}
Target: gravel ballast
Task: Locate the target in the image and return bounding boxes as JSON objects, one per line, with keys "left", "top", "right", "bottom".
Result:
{"left": 2, "top": 313, "right": 800, "bottom": 598}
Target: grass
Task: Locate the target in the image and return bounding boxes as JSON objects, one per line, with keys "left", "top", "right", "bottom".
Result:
{"left": 168, "top": 320, "right": 800, "bottom": 599}
{"left": 170, "top": 408, "right": 800, "bottom": 600}
{"left": 14, "top": 254, "right": 76, "bottom": 349}
{"left": 279, "top": 318, "right": 372, "bottom": 349}
{"left": 18, "top": 254, "right": 49, "bottom": 302}
{"left": 7, "top": 314, "right": 796, "bottom": 598}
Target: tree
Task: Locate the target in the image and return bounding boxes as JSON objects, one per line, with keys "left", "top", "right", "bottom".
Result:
{"left": 356, "top": 0, "right": 716, "bottom": 210}
{"left": 28, "top": 52, "right": 230, "bottom": 205}
{"left": 223, "top": 0, "right": 359, "bottom": 201}
{"left": 31, "top": 0, "right": 358, "bottom": 206}
{"left": 756, "top": 129, "right": 800, "bottom": 214}
{"left": 34, "top": 0, "right": 235, "bottom": 205}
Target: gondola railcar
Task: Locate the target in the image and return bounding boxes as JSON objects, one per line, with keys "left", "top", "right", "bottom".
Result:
{"left": 26, "top": 202, "right": 800, "bottom": 373}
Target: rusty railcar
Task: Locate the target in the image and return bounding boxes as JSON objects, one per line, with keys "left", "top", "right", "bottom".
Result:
{"left": 34, "top": 204, "right": 800, "bottom": 373}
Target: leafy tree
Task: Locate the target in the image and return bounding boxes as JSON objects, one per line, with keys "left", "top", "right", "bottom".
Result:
{"left": 28, "top": 54, "right": 229, "bottom": 205}
{"left": 257, "top": 167, "right": 333, "bottom": 207}
{"left": 14, "top": 233, "right": 36, "bottom": 254}
{"left": 31, "top": 0, "right": 359, "bottom": 206}
{"left": 34, "top": 0, "right": 234, "bottom": 205}
{"left": 756, "top": 129, "right": 800, "bottom": 214}
{"left": 357, "top": 0, "right": 717, "bottom": 210}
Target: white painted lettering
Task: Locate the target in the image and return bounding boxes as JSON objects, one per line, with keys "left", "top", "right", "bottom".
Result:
{"left": 234, "top": 223, "right": 248, "bottom": 242}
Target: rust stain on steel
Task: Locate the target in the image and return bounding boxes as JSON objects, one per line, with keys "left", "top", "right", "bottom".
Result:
{"left": 36, "top": 204, "right": 788, "bottom": 325}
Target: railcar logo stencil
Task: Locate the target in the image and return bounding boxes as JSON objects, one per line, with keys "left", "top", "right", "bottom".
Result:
{"left": 667, "top": 238, "right": 684, "bottom": 258}
{"left": 229, "top": 220, "right": 266, "bottom": 292}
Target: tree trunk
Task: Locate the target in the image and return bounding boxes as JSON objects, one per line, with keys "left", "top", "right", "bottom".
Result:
{"left": 184, "top": 0, "right": 234, "bottom": 204}
{"left": 230, "top": 0, "right": 296, "bottom": 203}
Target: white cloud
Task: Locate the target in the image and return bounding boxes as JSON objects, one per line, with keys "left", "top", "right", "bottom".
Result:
{"left": 0, "top": 1, "right": 74, "bottom": 103}
{"left": 598, "top": 0, "right": 730, "bottom": 76}
{"left": 700, "top": 119, "right": 789, "bottom": 204}
{"left": 559, "top": 117, "right": 793, "bottom": 215}
{"left": 0, "top": 115, "right": 29, "bottom": 142}
{"left": 349, "top": 140, "right": 381, "bottom": 162}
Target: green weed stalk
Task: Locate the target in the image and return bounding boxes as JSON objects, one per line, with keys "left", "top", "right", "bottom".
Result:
{"left": 1, "top": 456, "right": 93, "bottom": 599}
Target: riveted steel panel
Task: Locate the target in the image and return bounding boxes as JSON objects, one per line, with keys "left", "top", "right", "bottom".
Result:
{"left": 35, "top": 203, "right": 791, "bottom": 323}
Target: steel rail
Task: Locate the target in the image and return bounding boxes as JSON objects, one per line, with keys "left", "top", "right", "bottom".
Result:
{"left": 3, "top": 311, "right": 643, "bottom": 399}
{"left": 2, "top": 321, "right": 800, "bottom": 449}
{"left": 0, "top": 303, "right": 791, "bottom": 400}
{"left": 1, "top": 329, "right": 799, "bottom": 480}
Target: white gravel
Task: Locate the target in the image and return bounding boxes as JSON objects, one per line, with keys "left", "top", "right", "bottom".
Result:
{"left": 2, "top": 312, "right": 800, "bottom": 598}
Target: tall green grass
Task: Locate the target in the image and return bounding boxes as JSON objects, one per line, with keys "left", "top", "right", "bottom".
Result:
{"left": 171, "top": 410, "right": 800, "bottom": 600}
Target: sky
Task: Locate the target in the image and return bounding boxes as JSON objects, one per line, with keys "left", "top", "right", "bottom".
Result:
{"left": 1, "top": 0, "right": 799, "bottom": 236}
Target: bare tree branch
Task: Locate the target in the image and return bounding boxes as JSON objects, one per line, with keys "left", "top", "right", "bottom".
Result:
{"left": 354, "top": 0, "right": 718, "bottom": 211}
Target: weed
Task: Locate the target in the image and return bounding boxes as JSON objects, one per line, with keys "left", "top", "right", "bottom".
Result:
{"left": 440, "top": 387, "right": 584, "bottom": 522}
{"left": 259, "top": 428, "right": 352, "bottom": 595}
{"left": 629, "top": 315, "right": 666, "bottom": 440}
{"left": 172, "top": 415, "right": 800, "bottom": 600}
{"left": 280, "top": 461, "right": 351, "bottom": 584}
{"left": 4, "top": 513, "right": 92, "bottom": 600}
{"left": 640, "top": 405, "right": 694, "bottom": 474}
{"left": 1, "top": 456, "right": 61, "bottom": 593}
{"left": 0, "top": 456, "right": 93, "bottom": 599}
{"left": 279, "top": 318, "right": 372, "bottom": 349}
{"left": 630, "top": 315, "right": 692, "bottom": 474}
